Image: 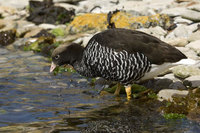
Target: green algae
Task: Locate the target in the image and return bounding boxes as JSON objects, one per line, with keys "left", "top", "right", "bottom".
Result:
{"left": 163, "top": 113, "right": 186, "bottom": 120}
{"left": 51, "top": 28, "right": 65, "bottom": 37}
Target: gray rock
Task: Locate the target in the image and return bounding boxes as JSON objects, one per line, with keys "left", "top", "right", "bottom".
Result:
{"left": 174, "top": 16, "right": 193, "bottom": 24}
{"left": 186, "top": 40, "right": 200, "bottom": 53}
{"left": 161, "top": 7, "right": 200, "bottom": 22}
{"left": 157, "top": 89, "right": 189, "bottom": 102}
{"left": 137, "top": 26, "right": 166, "bottom": 40}
{"left": 188, "top": 31, "right": 200, "bottom": 42}
{"left": 169, "top": 81, "right": 187, "bottom": 89}
{"left": 184, "top": 76, "right": 200, "bottom": 88}
{"left": 172, "top": 65, "right": 200, "bottom": 79}
{"left": 187, "top": 4, "right": 200, "bottom": 12}
{"left": 165, "top": 24, "right": 198, "bottom": 39}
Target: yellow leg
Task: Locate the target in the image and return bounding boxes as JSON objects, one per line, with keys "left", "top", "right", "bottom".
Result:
{"left": 114, "top": 83, "right": 121, "bottom": 96}
{"left": 125, "top": 85, "right": 132, "bottom": 100}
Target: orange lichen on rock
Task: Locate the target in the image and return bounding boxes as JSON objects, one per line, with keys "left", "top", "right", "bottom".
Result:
{"left": 68, "top": 12, "right": 170, "bottom": 33}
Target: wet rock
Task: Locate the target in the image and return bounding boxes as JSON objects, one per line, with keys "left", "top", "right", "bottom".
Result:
{"left": 0, "top": 29, "right": 16, "bottom": 46}
{"left": 188, "top": 31, "right": 200, "bottom": 42}
{"left": 26, "top": 0, "right": 75, "bottom": 25}
{"left": 186, "top": 40, "right": 200, "bottom": 53}
{"left": 142, "top": 78, "right": 173, "bottom": 90}
{"left": 31, "top": 29, "right": 55, "bottom": 38}
{"left": 157, "top": 89, "right": 189, "bottom": 102}
{"left": 172, "top": 66, "right": 200, "bottom": 79}
{"left": 184, "top": 76, "right": 200, "bottom": 88}
{"left": 169, "top": 81, "right": 187, "bottom": 90}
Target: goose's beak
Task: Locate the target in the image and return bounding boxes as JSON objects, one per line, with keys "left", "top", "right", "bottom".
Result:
{"left": 50, "top": 62, "right": 57, "bottom": 73}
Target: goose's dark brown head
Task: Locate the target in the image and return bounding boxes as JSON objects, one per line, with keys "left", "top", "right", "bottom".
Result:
{"left": 50, "top": 43, "right": 84, "bottom": 72}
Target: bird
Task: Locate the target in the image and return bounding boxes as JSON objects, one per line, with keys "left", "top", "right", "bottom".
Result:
{"left": 50, "top": 28, "right": 195, "bottom": 100}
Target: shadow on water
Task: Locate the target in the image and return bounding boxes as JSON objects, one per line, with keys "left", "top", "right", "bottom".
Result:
{"left": 0, "top": 48, "right": 200, "bottom": 132}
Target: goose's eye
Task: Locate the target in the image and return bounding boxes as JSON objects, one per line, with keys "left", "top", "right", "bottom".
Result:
{"left": 55, "top": 55, "right": 60, "bottom": 60}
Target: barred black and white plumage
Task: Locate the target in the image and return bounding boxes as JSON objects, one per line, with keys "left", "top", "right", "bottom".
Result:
{"left": 79, "top": 40, "right": 151, "bottom": 85}
{"left": 50, "top": 28, "right": 189, "bottom": 99}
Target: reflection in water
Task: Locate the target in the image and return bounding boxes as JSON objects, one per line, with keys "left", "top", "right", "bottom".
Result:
{"left": 0, "top": 48, "right": 200, "bottom": 132}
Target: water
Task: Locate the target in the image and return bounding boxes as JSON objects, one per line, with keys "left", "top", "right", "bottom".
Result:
{"left": 0, "top": 47, "right": 200, "bottom": 132}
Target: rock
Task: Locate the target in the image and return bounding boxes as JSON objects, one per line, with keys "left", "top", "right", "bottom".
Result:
{"left": 0, "top": 19, "right": 17, "bottom": 31}
{"left": 164, "top": 37, "right": 188, "bottom": 47}
{"left": 31, "top": 29, "right": 55, "bottom": 38}
{"left": 157, "top": 89, "right": 189, "bottom": 102}
{"left": 142, "top": 78, "right": 173, "bottom": 90}
{"left": 137, "top": 26, "right": 167, "bottom": 39}
{"left": 186, "top": 40, "right": 200, "bottom": 53}
{"left": 54, "top": 3, "right": 79, "bottom": 11}
{"left": 169, "top": 81, "right": 187, "bottom": 90}
{"left": 188, "top": 31, "right": 200, "bottom": 42}
{"left": 165, "top": 23, "right": 199, "bottom": 39}
{"left": 176, "top": 47, "right": 200, "bottom": 60}
{"left": 187, "top": 4, "right": 200, "bottom": 12}
{"left": 172, "top": 65, "right": 200, "bottom": 79}
{"left": 68, "top": 12, "right": 170, "bottom": 33}
{"left": 38, "top": 24, "right": 57, "bottom": 29}
{"left": 0, "top": 6, "right": 17, "bottom": 18}
{"left": 0, "top": 0, "right": 28, "bottom": 9}
{"left": 161, "top": 7, "right": 200, "bottom": 22}
{"left": 184, "top": 76, "right": 200, "bottom": 88}
{"left": 26, "top": 0, "right": 75, "bottom": 25}
{"left": 15, "top": 20, "right": 36, "bottom": 37}
{"left": 0, "top": 29, "right": 16, "bottom": 46}
{"left": 12, "top": 38, "right": 30, "bottom": 48}
{"left": 24, "top": 28, "right": 43, "bottom": 38}
{"left": 173, "top": 16, "right": 193, "bottom": 24}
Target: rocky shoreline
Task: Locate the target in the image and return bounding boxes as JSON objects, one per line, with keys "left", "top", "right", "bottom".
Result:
{"left": 0, "top": 0, "right": 200, "bottom": 129}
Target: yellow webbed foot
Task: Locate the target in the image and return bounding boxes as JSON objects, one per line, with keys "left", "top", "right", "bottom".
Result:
{"left": 125, "top": 85, "right": 132, "bottom": 100}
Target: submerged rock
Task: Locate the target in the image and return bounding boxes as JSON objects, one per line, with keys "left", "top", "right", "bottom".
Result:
{"left": 26, "top": 0, "right": 75, "bottom": 25}
{"left": 0, "top": 29, "right": 16, "bottom": 46}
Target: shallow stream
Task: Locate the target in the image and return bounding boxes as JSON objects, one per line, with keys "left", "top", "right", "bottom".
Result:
{"left": 0, "top": 47, "right": 200, "bottom": 132}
